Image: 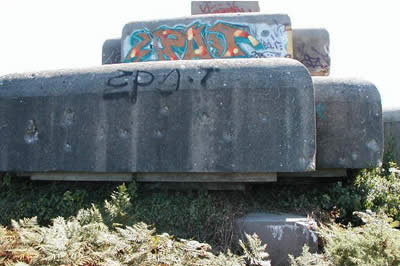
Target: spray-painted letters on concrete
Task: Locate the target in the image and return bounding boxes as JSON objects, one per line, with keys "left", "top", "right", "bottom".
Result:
{"left": 123, "top": 21, "right": 290, "bottom": 62}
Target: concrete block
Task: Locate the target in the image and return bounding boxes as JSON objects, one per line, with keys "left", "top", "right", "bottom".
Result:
{"left": 121, "top": 13, "right": 293, "bottom": 62}
{"left": 293, "top": 29, "right": 330, "bottom": 76}
{"left": 314, "top": 77, "right": 383, "bottom": 168}
{"left": 0, "top": 58, "right": 316, "bottom": 173}
{"left": 102, "top": 28, "right": 328, "bottom": 77}
{"left": 383, "top": 108, "right": 400, "bottom": 164}
{"left": 102, "top": 39, "right": 121, "bottom": 65}
{"left": 102, "top": 39, "right": 121, "bottom": 64}
{"left": 236, "top": 213, "right": 318, "bottom": 266}
{"left": 191, "top": 1, "right": 260, "bottom": 15}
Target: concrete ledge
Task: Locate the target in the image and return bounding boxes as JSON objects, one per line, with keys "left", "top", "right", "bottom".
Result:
{"left": 30, "top": 172, "right": 133, "bottom": 182}
{"left": 236, "top": 212, "right": 318, "bottom": 266}
{"left": 278, "top": 168, "right": 346, "bottom": 178}
{"left": 0, "top": 58, "right": 315, "bottom": 173}
{"left": 314, "top": 77, "right": 383, "bottom": 169}
{"left": 141, "top": 182, "right": 246, "bottom": 191}
{"left": 136, "top": 172, "right": 276, "bottom": 182}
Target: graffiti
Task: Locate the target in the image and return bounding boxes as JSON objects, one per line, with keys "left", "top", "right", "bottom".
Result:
{"left": 295, "top": 43, "right": 330, "bottom": 70}
{"left": 192, "top": 1, "right": 259, "bottom": 15}
{"left": 123, "top": 20, "right": 290, "bottom": 63}
{"left": 103, "top": 67, "right": 218, "bottom": 104}
{"left": 199, "top": 2, "right": 250, "bottom": 14}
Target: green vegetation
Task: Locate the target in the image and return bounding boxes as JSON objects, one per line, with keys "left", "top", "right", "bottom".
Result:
{"left": 1, "top": 147, "right": 400, "bottom": 265}
{"left": 1, "top": 162, "right": 400, "bottom": 254}
{"left": 0, "top": 187, "right": 271, "bottom": 266}
{"left": 289, "top": 211, "right": 400, "bottom": 266}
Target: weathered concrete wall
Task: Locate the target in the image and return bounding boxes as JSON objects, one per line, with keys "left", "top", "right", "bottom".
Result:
{"left": 0, "top": 58, "right": 315, "bottom": 173}
{"left": 236, "top": 212, "right": 318, "bottom": 266}
{"left": 314, "top": 77, "right": 383, "bottom": 168}
{"left": 121, "top": 13, "right": 292, "bottom": 63}
{"left": 383, "top": 108, "right": 400, "bottom": 165}
{"left": 293, "top": 29, "right": 330, "bottom": 76}
{"left": 191, "top": 1, "right": 260, "bottom": 15}
{"left": 102, "top": 39, "right": 121, "bottom": 65}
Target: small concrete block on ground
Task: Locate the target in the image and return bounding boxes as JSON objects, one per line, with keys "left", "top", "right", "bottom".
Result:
{"left": 236, "top": 212, "right": 318, "bottom": 266}
{"left": 383, "top": 108, "right": 400, "bottom": 165}
{"left": 293, "top": 29, "right": 330, "bottom": 76}
{"left": 191, "top": 1, "right": 260, "bottom": 15}
{"left": 314, "top": 77, "right": 383, "bottom": 169}
{"left": 0, "top": 58, "right": 315, "bottom": 173}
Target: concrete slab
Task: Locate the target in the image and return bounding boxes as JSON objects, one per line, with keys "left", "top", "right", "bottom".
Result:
{"left": 278, "top": 169, "right": 346, "bottom": 178}
{"left": 293, "top": 29, "right": 330, "bottom": 76}
{"left": 383, "top": 108, "right": 400, "bottom": 164}
{"left": 314, "top": 77, "right": 383, "bottom": 168}
{"left": 191, "top": 1, "right": 260, "bottom": 15}
{"left": 236, "top": 212, "right": 318, "bottom": 266}
{"left": 136, "top": 172, "right": 276, "bottom": 182}
{"left": 30, "top": 172, "right": 133, "bottom": 182}
{"left": 0, "top": 58, "right": 315, "bottom": 173}
{"left": 121, "top": 13, "right": 293, "bottom": 62}
{"left": 141, "top": 182, "right": 246, "bottom": 191}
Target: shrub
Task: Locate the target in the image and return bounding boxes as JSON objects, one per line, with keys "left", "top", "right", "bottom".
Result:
{"left": 289, "top": 211, "right": 400, "bottom": 266}
{"left": 0, "top": 185, "right": 271, "bottom": 266}
{"left": 355, "top": 165, "right": 400, "bottom": 222}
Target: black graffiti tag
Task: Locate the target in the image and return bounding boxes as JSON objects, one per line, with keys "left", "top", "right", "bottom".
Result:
{"left": 103, "top": 69, "right": 180, "bottom": 104}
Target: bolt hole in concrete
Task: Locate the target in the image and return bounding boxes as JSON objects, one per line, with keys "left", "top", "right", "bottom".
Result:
{"left": 24, "top": 120, "right": 39, "bottom": 144}
{"left": 62, "top": 108, "right": 75, "bottom": 127}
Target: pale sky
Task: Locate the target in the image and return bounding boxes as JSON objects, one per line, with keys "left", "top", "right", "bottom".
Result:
{"left": 1, "top": 0, "right": 399, "bottom": 108}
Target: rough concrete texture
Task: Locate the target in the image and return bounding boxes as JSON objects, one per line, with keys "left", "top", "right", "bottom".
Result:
{"left": 0, "top": 58, "right": 315, "bottom": 173}
{"left": 314, "top": 77, "right": 383, "bottom": 168}
{"left": 191, "top": 1, "right": 260, "bottom": 15}
{"left": 121, "top": 13, "right": 292, "bottom": 62}
{"left": 102, "top": 39, "right": 121, "bottom": 65}
{"left": 293, "top": 29, "right": 330, "bottom": 76}
{"left": 102, "top": 39, "right": 121, "bottom": 64}
{"left": 383, "top": 108, "right": 400, "bottom": 164}
{"left": 236, "top": 212, "right": 318, "bottom": 266}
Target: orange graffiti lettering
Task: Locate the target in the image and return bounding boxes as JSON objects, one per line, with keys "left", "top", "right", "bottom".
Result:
{"left": 126, "top": 32, "right": 152, "bottom": 62}
{"left": 153, "top": 29, "right": 186, "bottom": 60}
{"left": 209, "top": 23, "right": 246, "bottom": 57}
{"left": 184, "top": 25, "right": 212, "bottom": 60}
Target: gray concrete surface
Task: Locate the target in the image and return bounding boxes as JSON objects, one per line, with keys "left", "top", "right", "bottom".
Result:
{"left": 293, "top": 29, "right": 330, "bottom": 76}
{"left": 236, "top": 212, "right": 318, "bottom": 266}
{"left": 121, "top": 13, "right": 292, "bottom": 62}
{"left": 314, "top": 77, "right": 383, "bottom": 168}
{"left": 102, "top": 39, "right": 121, "bottom": 65}
{"left": 191, "top": 1, "right": 260, "bottom": 15}
{"left": 0, "top": 58, "right": 315, "bottom": 173}
{"left": 383, "top": 108, "right": 400, "bottom": 164}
